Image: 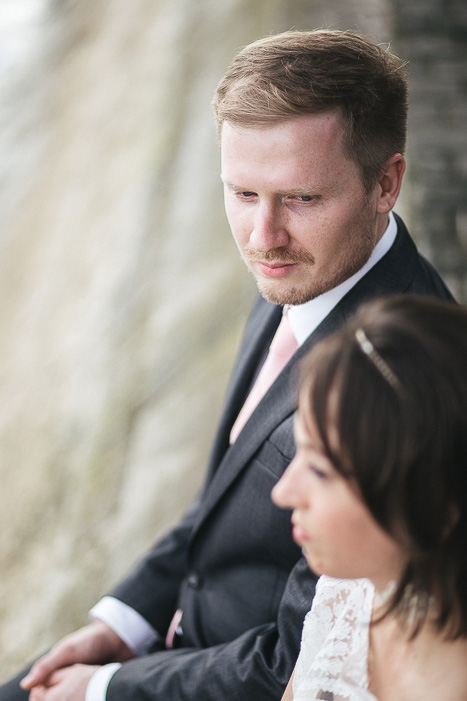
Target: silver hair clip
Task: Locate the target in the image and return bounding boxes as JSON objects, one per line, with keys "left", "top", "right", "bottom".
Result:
{"left": 355, "top": 328, "right": 403, "bottom": 393}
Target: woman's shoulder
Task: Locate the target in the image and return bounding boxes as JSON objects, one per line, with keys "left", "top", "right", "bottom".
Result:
{"left": 294, "top": 577, "right": 377, "bottom": 700}
{"left": 301, "top": 576, "right": 375, "bottom": 659}
{"left": 307, "top": 576, "right": 376, "bottom": 641}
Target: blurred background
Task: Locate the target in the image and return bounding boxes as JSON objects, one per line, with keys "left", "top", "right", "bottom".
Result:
{"left": 0, "top": 0, "right": 466, "bottom": 678}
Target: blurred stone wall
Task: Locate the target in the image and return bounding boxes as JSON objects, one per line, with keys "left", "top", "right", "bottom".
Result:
{"left": 0, "top": 0, "right": 465, "bottom": 678}
{"left": 392, "top": 0, "right": 467, "bottom": 299}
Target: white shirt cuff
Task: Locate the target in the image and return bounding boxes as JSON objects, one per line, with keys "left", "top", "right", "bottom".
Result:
{"left": 85, "top": 663, "right": 121, "bottom": 701}
{"left": 90, "top": 596, "right": 160, "bottom": 655}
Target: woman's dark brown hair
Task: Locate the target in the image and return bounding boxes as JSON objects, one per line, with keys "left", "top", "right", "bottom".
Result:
{"left": 299, "top": 295, "right": 467, "bottom": 638}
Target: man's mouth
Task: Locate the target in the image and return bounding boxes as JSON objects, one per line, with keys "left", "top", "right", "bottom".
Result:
{"left": 244, "top": 246, "right": 314, "bottom": 277}
{"left": 256, "top": 261, "right": 298, "bottom": 278}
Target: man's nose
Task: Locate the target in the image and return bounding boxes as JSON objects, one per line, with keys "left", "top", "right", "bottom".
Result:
{"left": 249, "top": 202, "right": 289, "bottom": 251}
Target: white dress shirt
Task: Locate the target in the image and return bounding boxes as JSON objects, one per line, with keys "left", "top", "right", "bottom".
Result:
{"left": 85, "top": 212, "right": 398, "bottom": 700}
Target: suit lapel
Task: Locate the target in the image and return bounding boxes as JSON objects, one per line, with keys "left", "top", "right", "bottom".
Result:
{"left": 192, "top": 218, "right": 419, "bottom": 532}
{"left": 203, "top": 298, "right": 282, "bottom": 481}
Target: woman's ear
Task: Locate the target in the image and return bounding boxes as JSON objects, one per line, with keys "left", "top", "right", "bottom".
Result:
{"left": 376, "top": 154, "right": 406, "bottom": 214}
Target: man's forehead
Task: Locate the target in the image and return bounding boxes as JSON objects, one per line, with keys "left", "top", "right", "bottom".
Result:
{"left": 219, "top": 113, "right": 347, "bottom": 169}
{"left": 220, "top": 110, "right": 344, "bottom": 140}
{"left": 220, "top": 113, "right": 353, "bottom": 193}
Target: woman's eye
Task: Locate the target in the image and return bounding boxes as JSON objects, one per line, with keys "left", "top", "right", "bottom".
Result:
{"left": 238, "top": 191, "right": 256, "bottom": 198}
{"left": 309, "top": 464, "right": 328, "bottom": 480}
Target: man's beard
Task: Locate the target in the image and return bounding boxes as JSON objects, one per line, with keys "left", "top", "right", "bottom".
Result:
{"left": 242, "top": 246, "right": 315, "bottom": 305}
{"left": 243, "top": 228, "right": 375, "bottom": 306}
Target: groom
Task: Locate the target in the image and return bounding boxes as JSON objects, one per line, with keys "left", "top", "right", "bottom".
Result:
{"left": 2, "top": 29, "right": 453, "bottom": 701}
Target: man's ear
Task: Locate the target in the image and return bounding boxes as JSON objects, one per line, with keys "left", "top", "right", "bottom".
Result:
{"left": 376, "top": 154, "right": 406, "bottom": 214}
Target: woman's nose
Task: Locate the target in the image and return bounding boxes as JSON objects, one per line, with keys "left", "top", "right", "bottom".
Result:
{"left": 271, "top": 458, "right": 304, "bottom": 510}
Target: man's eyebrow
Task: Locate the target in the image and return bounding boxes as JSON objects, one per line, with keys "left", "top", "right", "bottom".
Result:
{"left": 279, "top": 187, "right": 315, "bottom": 196}
{"left": 220, "top": 177, "right": 243, "bottom": 190}
{"left": 220, "top": 178, "right": 320, "bottom": 196}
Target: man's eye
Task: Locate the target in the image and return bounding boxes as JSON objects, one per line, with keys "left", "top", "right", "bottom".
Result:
{"left": 238, "top": 191, "right": 256, "bottom": 198}
{"left": 294, "top": 195, "right": 313, "bottom": 202}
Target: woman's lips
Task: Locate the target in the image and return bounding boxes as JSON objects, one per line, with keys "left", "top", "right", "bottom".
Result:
{"left": 292, "top": 523, "right": 310, "bottom": 546}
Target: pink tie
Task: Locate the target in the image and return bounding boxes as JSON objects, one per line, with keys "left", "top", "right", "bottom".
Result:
{"left": 230, "top": 312, "right": 298, "bottom": 443}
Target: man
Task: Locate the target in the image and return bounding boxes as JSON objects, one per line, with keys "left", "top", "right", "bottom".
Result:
{"left": 2, "top": 29, "right": 453, "bottom": 701}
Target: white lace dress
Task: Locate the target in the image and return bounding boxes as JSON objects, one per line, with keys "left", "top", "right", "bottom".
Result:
{"left": 292, "top": 575, "right": 378, "bottom": 701}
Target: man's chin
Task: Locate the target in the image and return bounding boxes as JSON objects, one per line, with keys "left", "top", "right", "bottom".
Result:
{"left": 256, "top": 280, "right": 317, "bottom": 306}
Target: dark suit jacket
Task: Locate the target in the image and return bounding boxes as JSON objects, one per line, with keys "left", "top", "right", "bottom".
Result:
{"left": 107, "top": 215, "right": 453, "bottom": 700}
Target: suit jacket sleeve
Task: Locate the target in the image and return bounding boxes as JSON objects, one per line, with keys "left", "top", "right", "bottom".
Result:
{"left": 106, "top": 556, "right": 316, "bottom": 701}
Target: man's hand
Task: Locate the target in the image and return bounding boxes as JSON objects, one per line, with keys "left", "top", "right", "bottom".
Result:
{"left": 20, "top": 619, "right": 134, "bottom": 692}
{"left": 27, "top": 664, "right": 98, "bottom": 701}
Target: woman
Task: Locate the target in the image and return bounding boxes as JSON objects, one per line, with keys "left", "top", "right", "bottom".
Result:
{"left": 272, "top": 295, "right": 467, "bottom": 700}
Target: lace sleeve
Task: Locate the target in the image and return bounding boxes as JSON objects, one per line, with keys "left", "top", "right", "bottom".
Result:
{"left": 292, "top": 576, "right": 376, "bottom": 701}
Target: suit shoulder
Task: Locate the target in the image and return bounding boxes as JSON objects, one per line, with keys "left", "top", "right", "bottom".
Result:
{"left": 392, "top": 215, "right": 455, "bottom": 300}
{"left": 408, "top": 253, "right": 455, "bottom": 300}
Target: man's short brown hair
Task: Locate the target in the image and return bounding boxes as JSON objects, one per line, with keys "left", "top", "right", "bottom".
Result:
{"left": 213, "top": 30, "right": 408, "bottom": 191}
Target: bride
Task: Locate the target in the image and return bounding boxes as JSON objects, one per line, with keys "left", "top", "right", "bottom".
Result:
{"left": 272, "top": 295, "right": 467, "bottom": 701}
